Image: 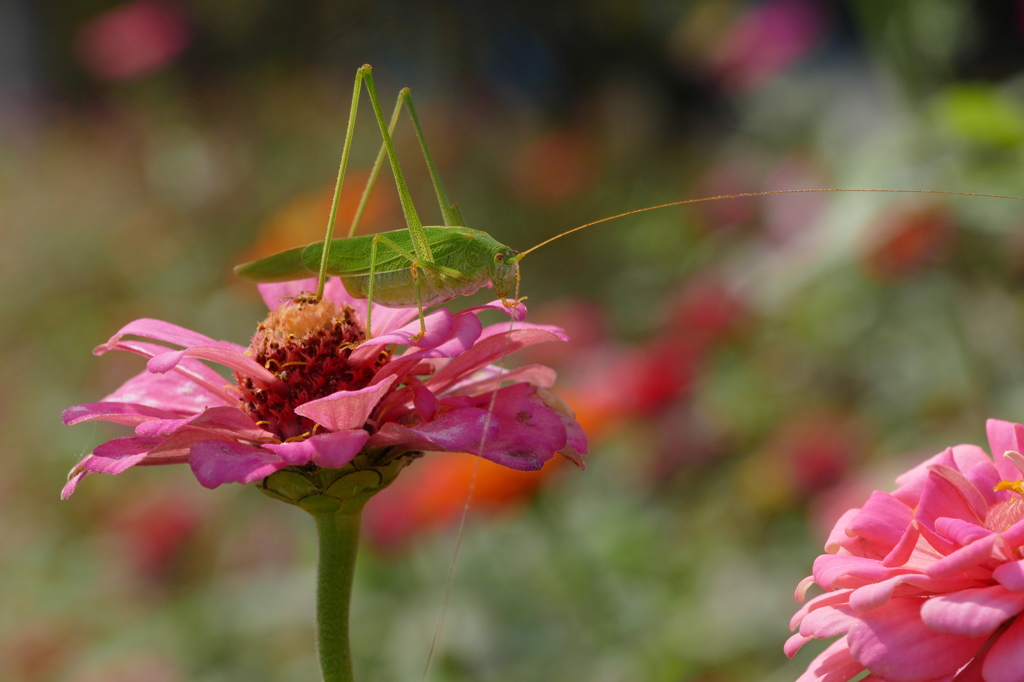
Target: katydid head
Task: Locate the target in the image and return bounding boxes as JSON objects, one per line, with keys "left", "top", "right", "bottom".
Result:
{"left": 488, "top": 246, "right": 520, "bottom": 300}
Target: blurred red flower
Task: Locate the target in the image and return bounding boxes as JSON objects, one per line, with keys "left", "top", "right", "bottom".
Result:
{"left": 75, "top": 1, "right": 190, "bottom": 82}
{"left": 862, "top": 203, "right": 956, "bottom": 281}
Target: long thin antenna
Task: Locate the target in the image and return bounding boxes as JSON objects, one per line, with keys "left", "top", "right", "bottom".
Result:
{"left": 511, "top": 188, "right": 1024, "bottom": 263}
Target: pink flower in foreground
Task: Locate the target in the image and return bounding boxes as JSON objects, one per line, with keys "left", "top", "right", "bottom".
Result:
{"left": 62, "top": 278, "right": 586, "bottom": 499}
{"left": 787, "top": 419, "right": 1024, "bottom": 682}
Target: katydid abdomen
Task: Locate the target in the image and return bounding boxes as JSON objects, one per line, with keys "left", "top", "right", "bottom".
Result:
{"left": 236, "top": 225, "right": 520, "bottom": 309}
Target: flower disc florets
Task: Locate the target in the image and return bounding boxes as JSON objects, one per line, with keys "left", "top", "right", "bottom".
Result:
{"left": 61, "top": 277, "right": 586, "bottom": 503}
{"left": 239, "top": 297, "right": 388, "bottom": 441}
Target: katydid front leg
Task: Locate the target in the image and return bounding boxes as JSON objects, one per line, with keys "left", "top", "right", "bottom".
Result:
{"left": 365, "top": 231, "right": 473, "bottom": 338}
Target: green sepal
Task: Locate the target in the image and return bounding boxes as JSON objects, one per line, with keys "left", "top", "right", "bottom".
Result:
{"left": 257, "top": 451, "right": 419, "bottom": 515}
{"left": 234, "top": 245, "right": 313, "bottom": 282}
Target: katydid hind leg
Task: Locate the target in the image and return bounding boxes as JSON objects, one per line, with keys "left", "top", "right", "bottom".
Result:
{"left": 400, "top": 88, "right": 464, "bottom": 227}
{"left": 313, "top": 67, "right": 368, "bottom": 300}
{"left": 347, "top": 91, "right": 405, "bottom": 239}
{"left": 360, "top": 67, "right": 434, "bottom": 265}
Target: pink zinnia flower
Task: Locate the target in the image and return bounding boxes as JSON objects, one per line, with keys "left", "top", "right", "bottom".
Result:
{"left": 62, "top": 277, "right": 586, "bottom": 499}
{"left": 786, "top": 419, "right": 1024, "bottom": 682}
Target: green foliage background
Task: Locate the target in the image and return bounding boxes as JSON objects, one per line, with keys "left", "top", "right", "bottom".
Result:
{"left": 5, "top": 2, "right": 1024, "bottom": 680}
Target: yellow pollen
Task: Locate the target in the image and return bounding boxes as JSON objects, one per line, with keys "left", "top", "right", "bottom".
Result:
{"left": 994, "top": 480, "right": 1024, "bottom": 496}
{"left": 284, "top": 431, "right": 312, "bottom": 443}
{"left": 262, "top": 297, "right": 339, "bottom": 344}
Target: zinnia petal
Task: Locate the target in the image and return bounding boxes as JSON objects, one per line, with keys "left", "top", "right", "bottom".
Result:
{"left": 920, "top": 585, "right": 1024, "bottom": 637}
{"left": 992, "top": 559, "right": 1024, "bottom": 591}
{"left": 427, "top": 328, "right": 568, "bottom": 394}
{"left": 190, "top": 439, "right": 288, "bottom": 488}
{"left": 986, "top": 419, "right": 1024, "bottom": 481}
{"left": 264, "top": 430, "right": 369, "bottom": 468}
{"left": 847, "top": 597, "right": 988, "bottom": 682}
{"left": 981, "top": 613, "right": 1024, "bottom": 682}
{"left": 792, "top": 636, "right": 865, "bottom": 682}
{"left": 62, "top": 401, "right": 186, "bottom": 427}
{"left": 294, "top": 376, "right": 398, "bottom": 431}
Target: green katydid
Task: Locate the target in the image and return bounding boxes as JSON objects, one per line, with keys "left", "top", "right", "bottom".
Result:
{"left": 235, "top": 64, "right": 1024, "bottom": 340}
{"left": 235, "top": 64, "right": 519, "bottom": 339}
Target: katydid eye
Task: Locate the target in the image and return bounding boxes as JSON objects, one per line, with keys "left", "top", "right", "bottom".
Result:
{"left": 494, "top": 253, "right": 504, "bottom": 262}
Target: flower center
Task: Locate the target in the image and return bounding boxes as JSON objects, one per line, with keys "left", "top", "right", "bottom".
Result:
{"left": 988, "top": 450, "right": 1024, "bottom": 531}
{"left": 236, "top": 297, "right": 390, "bottom": 440}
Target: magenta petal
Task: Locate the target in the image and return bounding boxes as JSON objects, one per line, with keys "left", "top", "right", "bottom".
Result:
{"left": 135, "top": 406, "right": 271, "bottom": 441}
{"left": 847, "top": 597, "right": 987, "bottom": 682}
{"left": 62, "top": 435, "right": 167, "bottom": 497}
{"left": 104, "top": 359, "right": 235, "bottom": 411}
{"left": 792, "top": 637, "right": 864, "bottom": 682}
{"left": 929, "top": 465, "right": 991, "bottom": 522}
{"left": 949, "top": 444, "right": 998, "bottom": 479}
{"left": 557, "top": 414, "right": 588, "bottom": 468}
{"left": 986, "top": 419, "right": 1024, "bottom": 481}
{"left": 61, "top": 472, "right": 86, "bottom": 499}
{"left": 915, "top": 469, "right": 986, "bottom": 532}
{"left": 460, "top": 298, "right": 528, "bottom": 322}
{"left": 137, "top": 428, "right": 225, "bottom": 465}
{"left": 134, "top": 415, "right": 194, "bottom": 436}
{"left": 294, "top": 376, "right": 397, "bottom": 431}
{"left": 477, "top": 318, "right": 566, "bottom": 342}
{"left": 382, "top": 407, "right": 495, "bottom": 454}
{"left": 993, "top": 560, "right": 1024, "bottom": 591}
{"left": 367, "top": 421, "right": 457, "bottom": 454}
{"left": 468, "top": 390, "right": 567, "bottom": 470}
{"left": 258, "top": 279, "right": 318, "bottom": 309}
{"left": 396, "top": 312, "right": 483, "bottom": 362}
{"left": 75, "top": 435, "right": 165, "bottom": 475}
{"left": 1001, "top": 519, "right": 1024, "bottom": 550}
{"left": 785, "top": 632, "right": 813, "bottom": 658}
{"left": 893, "top": 448, "right": 955, "bottom": 507}
{"left": 849, "top": 575, "right": 983, "bottom": 613}
{"left": 358, "top": 308, "right": 453, "bottom": 349}
{"left": 934, "top": 517, "right": 994, "bottom": 548}
{"left": 926, "top": 534, "right": 999, "bottom": 579}
{"left": 427, "top": 328, "right": 568, "bottom": 394}
{"left": 881, "top": 523, "right": 920, "bottom": 568}
{"left": 825, "top": 508, "right": 862, "bottom": 554}
{"left": 62, "top": 401, "right": 185, "bottom": 427}
{"left": 812, "top": 554, "right": 912, "bottom": 591}
{"left": 847, "top": 491, "right": 915, "bottom": 551}
{"left": 444, "top": 364, "right": 557, "bottom": 397}
{"left": 798, "top": 603, "right": 857, "bottom": 639}
{"left": 981, "top": 612, "right": 1024, "bottom": 682}
{"left": 184, "top": 406, "right": 272, "bottom": 438}
{"left": 101, "top": 317, "right": 234, "bottom": 352}
{"left": 920, "top": 585, "right": 1024, "bottom": 637}
{"left": 100, "top": 340, "right": 241, "bottom": 403}
{"left": 264, "top": 430, "right": 369, "bottom": 468}
{"left": 791, "top": 590, "right": 854, "bottom": 629}
{"left": 412, "top": 385, "right": 437, "bottom": 421}
{"left": 147, "top": 346, "right": 279, "bottom": 386}
{"left": 189, "top": 439, "right": 286, "bottom": 488}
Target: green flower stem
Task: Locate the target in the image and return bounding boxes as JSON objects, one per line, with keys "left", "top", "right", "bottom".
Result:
{"left": 312, "top": 505, "right": 364, "bottom": 682}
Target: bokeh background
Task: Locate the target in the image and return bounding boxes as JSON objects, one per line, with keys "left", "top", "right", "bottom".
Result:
{"left": 6, "top": 1, "right": 1024, "bottom": 680}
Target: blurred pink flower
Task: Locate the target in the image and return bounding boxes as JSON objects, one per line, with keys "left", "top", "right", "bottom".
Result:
{"left": 75, "top": 0, "right": 190, "bottom": 81}
{"left": 787, "top": 419, "right": 1024, "bottom": 681}
{"left": 62, "top": 278, "right": 585, "bottom": 498}
{"left": 709, "top": 0, "right": 828, "bottom": 91}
